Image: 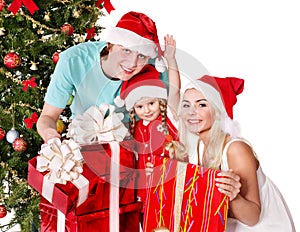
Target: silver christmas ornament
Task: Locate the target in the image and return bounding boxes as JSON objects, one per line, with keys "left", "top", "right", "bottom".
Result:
{"left": 6, "top": 128, "right": 19, "bottom": 143}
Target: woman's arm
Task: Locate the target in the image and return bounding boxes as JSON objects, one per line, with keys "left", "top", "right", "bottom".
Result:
{"left": 216, "top": 141, "right": 261, "bottom": 226}
{"left": 37, "top": 102, "right": 64, "bottom": 142}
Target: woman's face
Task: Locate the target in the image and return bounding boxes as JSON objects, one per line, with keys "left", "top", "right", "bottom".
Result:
{"left": 181, "top": 88, "right": 214, "bottom": 135}
{"left": 105, "top": 44, "right": 150, "bottom": 81}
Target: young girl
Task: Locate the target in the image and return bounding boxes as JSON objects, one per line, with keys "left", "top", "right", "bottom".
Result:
{"left": 118, "top": 35, "right": 182, "bottom": 214}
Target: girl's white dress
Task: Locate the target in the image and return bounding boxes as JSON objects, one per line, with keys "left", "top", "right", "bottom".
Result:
{"left": 221, "top": 138, "right": 296, "bottom": 232}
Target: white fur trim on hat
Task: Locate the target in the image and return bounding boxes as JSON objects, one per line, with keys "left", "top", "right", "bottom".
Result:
{"left": 125, "top": 85, "right": 167, "bottom": 110}
{"left": 183, "top": 80, "right": 226, "bottom": 115}
{"left": 102, "top": 27, "right": 157, "bottom": 58}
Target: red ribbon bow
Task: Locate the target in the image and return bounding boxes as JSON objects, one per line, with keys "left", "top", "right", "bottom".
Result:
{"left": 22, "top": 77, "right": 37, "bottom": 91}
{"left": 8, "top": 0, "right": 39, "bottom": 15}
{"left": 86, "top": 27, "right": 96, "bottom": 40}
{"left": 24, "top": 112, "right": 38, "bottom": 129}
{"left": 96, "top": 0, "right": 115, "bottom": 14}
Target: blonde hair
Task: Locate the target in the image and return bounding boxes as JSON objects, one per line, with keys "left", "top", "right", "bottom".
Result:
{"left": 129, "top": 98, "right": 168, "bottom": 135}
{"left": 177, "top": 88, "right": 228, "bottom": 169}
{"left": 129, "top": 98, "right": 186, "bottom": 160}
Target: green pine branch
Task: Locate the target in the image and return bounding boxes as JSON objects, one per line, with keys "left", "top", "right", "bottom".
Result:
{"left": 0, "top": 1, "right": 106, "bottom": 230}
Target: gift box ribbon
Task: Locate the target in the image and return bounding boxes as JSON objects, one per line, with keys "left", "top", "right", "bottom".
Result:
{"left": 67, "top": 103, "right": 129, "bottom": 232}
{"left": 67, "top": 103, "right": 128, "bottom": 144}
{"left": 37, "top": 137, "right": 89, "bottom": 232}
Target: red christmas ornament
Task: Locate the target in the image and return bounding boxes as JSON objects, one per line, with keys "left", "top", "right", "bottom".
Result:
{"left": 12, "top": 137, "right": 27, "bottom": 152}
{"left": 0, "top": 205, "right": 7, "bottom": 218}
{"left": 61, "top": 23, "right": 74, "bottom": 36}
{"left": 4, "top": 51, "right": 21, "bottom": 69}
{"left": 52, "top": 51, "right": 60, "bottom": 64}
{"left": 0, "top": 127, "right": 5, "bottom": 140}
{"left": 0, "top": 0, "right": 6, "bottom": 12}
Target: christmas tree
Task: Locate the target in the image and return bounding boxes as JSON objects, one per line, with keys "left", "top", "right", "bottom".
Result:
{"left": 0, "top": 0, "right": 110, "bottom": 230}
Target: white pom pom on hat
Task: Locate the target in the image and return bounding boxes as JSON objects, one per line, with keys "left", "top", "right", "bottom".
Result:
{"left": 114, "top": 95, "right": 125, "bottom": 108}
{"left": 102, "top": 11, "right": 166, "bottom": 72}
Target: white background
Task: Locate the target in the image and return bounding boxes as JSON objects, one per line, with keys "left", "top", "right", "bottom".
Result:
{"left": 1, "top": 0, "right": 299, "bottom": 231}
{"left": 99, "top": 0, "right": 300, "bottom": 230}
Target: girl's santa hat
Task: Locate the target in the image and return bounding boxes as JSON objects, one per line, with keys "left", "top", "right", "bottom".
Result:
{"left": 182, "top": 75, "right": 244, "bottom": 137}
{"left": 102, "top": 11, "right": 166, "bottom": 72}
{"left": 116, "top": 65, "right": 167, "bottom": 110}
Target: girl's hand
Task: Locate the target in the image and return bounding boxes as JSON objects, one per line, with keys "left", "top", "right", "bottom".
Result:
{"left": 216, "top": 169, "right": 241, "bottom": 201}
{"left": 163, "top": 34, "right": 176, "bottom": 61}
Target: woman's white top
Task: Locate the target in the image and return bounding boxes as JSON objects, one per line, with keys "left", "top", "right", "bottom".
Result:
{"left": 221, "top": 138, "right": 295, "bottom": 232}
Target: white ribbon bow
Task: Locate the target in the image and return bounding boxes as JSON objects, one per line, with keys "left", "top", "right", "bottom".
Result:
{"left": 66, "top": 104, "right": 129, "bottom": 144}
{"left": 36, "top": 138, "right": 89, "bottom": 232}
{"left": 37, "top": 137, "right": 84, "bottom": 184}
{"left": 65, "top": 103, "right": 127, "bottom": 232}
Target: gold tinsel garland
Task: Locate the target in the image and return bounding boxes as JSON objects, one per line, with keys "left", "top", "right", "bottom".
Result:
{"left": 0, "top": 161, "right": 39, "bottom": 203}
{"left": 5, "top": 71, "right": 46, "bottom": 91}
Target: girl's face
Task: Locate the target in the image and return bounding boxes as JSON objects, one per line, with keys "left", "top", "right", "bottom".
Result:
{"left": 105, "top": 45, "right": 150, "bottom": 81}
{"left": 134, "top": 98, "right": 161, "bottom": 122}
{"left": 181, "top": 88, "right": 214, "bottom": 135}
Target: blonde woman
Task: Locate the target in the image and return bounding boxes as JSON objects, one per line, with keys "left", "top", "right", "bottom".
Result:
{"left": 177, "top": 75, "right": 295, "bottom": 231}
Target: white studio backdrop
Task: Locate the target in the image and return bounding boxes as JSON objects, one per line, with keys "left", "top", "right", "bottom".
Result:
{"left": 1, "top": 1, "right": 299, "bottom": 231}
{"left": 99, "top": 0, "right": 300, "bottom": 230}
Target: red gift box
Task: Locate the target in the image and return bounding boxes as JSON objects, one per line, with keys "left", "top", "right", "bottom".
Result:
{"left": 28, "top": 139, "right": 138, "bottom": 218}
{"left": 75, "top": 172, "right": 136, "bottom": 215}
{"left": 80, "top": 140, "right": 136, "bottom": 176}
{"left": 143, "top": 157, "right": 229, "bottom": 232}
{"left": 40, "top": 197, "right": 142, "bottom": 232}
{"left": 27, "top": 156, "right": 100, "bottom": 215}
{"left": 79, "top": 140, "right": 137, "bottom": 210}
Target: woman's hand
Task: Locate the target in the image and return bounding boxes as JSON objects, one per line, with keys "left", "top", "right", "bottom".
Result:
{"left": 216, "top": 169, "right": 241, "bottom": 201}
{"left": 145, "top": 162, "right": 154, "bottom": 176}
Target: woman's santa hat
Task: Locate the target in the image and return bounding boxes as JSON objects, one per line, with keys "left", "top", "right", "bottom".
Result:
{"left": 102, "top": 11, "right": 166, "bottom": 72}
{"left": 182, "top": 75, "right": 244, "bottom": 137}
{"left": 116, "top": 65, "right": 167, "bottom": 110}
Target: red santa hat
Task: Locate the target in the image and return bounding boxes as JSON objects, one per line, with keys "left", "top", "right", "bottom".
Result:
{"left": 102, "top": 11, "right": 166, "bottom": 72}
{"left": 182, "top": 75, "right": 244, "bottom": 137}
{"left": 117, "top": 65, "right": 167, "bottom": 110}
